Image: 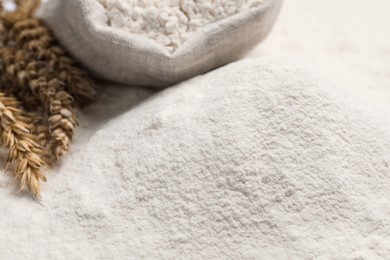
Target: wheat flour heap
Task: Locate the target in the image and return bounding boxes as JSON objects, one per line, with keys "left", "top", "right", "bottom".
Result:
{"left": 98, "top": 0, "right": 264, "bottom": 52}
{"left": 1, "top": 58, "right": 390, "bottom": 258}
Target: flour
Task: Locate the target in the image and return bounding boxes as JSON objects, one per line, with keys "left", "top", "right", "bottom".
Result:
{"left": 98, "top": 0, "right": 264, "bottom": 52}
{"left": 2, "top": 58, "right": 390, "bottom": 259}
{"left": 2, "top": 0, "right": 390, "bottom": 258}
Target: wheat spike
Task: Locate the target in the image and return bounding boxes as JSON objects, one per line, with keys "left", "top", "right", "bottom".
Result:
{"left": 33, "top": 77, "right": 78, "bottom": 159}
{"left": 0, "top": 2, "right": 83, "bottom": 159}
{"left": 0, "top": 40, "right": 76, "bottom": 159}
{"left": 0, "top": 0, "right": 98, "bottom": 198}
{"left": 2, "top": 0, "right": 98, "bottom": 102}
{"left": 0, "top": 92, "right": 47, "bottom": 198}
{"left": 0, "top": 20, "right": 41, "bottom": 110}
{"left": 7, "top": 54, "right": 78, "bottom": 159}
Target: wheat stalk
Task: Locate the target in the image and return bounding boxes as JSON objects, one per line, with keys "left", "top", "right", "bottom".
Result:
{"left": 0, "top": 92, "right": 47, "bottom": 198}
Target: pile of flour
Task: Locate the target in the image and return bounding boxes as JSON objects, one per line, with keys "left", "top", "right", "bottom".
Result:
{"left": 1, "top": 58, "right": 390, "bottom": 259}
{"left": 98, "top": 0, "right": 263, "bottom": 52}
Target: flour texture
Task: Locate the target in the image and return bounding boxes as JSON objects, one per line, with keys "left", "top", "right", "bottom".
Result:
{"left": 2, "top": 58, "right": 390, "bottom": 259}
{"left": 2, "top": 0, "right": 390, "bottom": 257}
{"left": 98, "top": 0, "right": 264, "bottom": 52}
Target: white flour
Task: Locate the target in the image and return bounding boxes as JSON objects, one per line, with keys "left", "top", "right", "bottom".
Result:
{"left": 1, "top": 58, "right": 390, "bottom": 259}
{"left": 98, "top": 0, "right": 263, "bottom": 52}
{"left": 2, "top": 0, "right": 390, "bottom": 259}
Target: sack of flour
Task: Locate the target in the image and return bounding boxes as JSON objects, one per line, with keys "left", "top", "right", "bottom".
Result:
{"left": 38, "top": 0, "right": 282, "bottom": 87}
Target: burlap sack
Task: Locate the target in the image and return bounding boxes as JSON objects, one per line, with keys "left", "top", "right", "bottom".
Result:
{"left": 38, "top": 0, "right": 282, "bottom": 87}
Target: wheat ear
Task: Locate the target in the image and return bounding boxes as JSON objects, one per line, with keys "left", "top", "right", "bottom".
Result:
{"left": 3, "top": 0, "right": 98, "bottom": 102}
{"left": 31, "top": 77, "right": 78, "bottom": 159}
{"left": 0, "top": 5, "right": 81, "bottom": 160}
{"left": 0, "top": 92, "right": 47, "bottom": 198}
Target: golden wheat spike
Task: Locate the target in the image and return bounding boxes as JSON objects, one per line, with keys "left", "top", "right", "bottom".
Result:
{"left": 0, "top": 92, "right": 47, "bottom": 198}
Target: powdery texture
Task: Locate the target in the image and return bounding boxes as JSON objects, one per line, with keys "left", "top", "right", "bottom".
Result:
{"left": 1, "top": 59, "right": 390, "bottom": 259}
{"left": 98, "top": 0, "right": 263, "bottom": 52}
{"left": 252, "top": 0, "right": 390, "bottom": 111}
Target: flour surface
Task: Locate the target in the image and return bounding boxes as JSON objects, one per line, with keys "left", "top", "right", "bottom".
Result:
{"left": 1, "top": 59, "right": 390, "bottom": 259}
{"left": 2, "top": 0, "right": 390, "bottom": 259}
{"left": 98, "top": 0, "right": 263, "bottom": 52}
